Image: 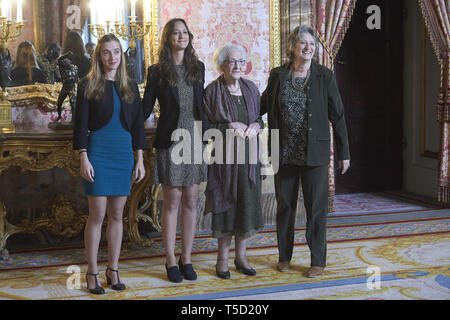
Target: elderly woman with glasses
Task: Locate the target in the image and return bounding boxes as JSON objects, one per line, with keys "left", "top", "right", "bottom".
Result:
{"left": 203, "top": 43, "right": 264, "bottom": 279}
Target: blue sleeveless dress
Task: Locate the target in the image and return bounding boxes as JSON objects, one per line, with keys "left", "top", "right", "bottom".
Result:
{"left": 84, "top": 84, "right": 134, "bottom": 196}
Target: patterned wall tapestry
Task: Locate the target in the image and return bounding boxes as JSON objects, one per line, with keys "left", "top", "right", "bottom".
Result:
{"left": 158, "top": 0, "right": 271, "bottom": 92}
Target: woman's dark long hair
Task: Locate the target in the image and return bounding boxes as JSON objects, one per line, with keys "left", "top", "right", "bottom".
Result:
{"left": 63, "top": 31, "right": 89, "bottom": 58}
{"left": 157, "top": 18, "right": 202, "bottom": 87}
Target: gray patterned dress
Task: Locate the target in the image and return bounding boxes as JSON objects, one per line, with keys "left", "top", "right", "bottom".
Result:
{"left": 279, "top": 75, "right": 309, "bottom": 165}
{"left": 153, "top": 65, "right": 207, "bottom": 186}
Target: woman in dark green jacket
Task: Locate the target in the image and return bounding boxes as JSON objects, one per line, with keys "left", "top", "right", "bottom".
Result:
{"left": 261, "top": 26, "right": 350, "bottom": 278}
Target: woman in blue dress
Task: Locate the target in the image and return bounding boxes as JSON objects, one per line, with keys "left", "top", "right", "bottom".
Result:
{"left": 73, "top": 34, "right": 146, "bottom": 295}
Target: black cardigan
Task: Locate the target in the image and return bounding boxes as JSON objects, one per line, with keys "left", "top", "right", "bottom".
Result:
{"left": 73, "top": 77, "right": 147, "bottom": 151}
{"left": 142, "top": 61, "right": 209, "bottom": 149}
{"left": 261, "top": 61, "right": 350, "bottom": 166}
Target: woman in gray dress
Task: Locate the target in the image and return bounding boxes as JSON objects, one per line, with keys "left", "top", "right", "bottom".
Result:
{"left": 143, "top": 19, "right": 208, "bottom": 283}
{"left": 203, "top": 44, "right": 264, "bottom": 279}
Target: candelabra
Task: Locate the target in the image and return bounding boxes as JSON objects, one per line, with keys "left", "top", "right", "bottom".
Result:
{"left": 0, "top": 16, "right": 23, "bottom": 51}
{"left": 90, "top": 19, "right": 151, "bottom": 51}
{"left": 90, "top": 0, "right": 152, "bottom": 51}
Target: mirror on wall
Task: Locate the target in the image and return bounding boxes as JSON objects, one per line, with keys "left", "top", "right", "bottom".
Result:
{"left": 2, "top": 0, "right": 151, "bottom": 88}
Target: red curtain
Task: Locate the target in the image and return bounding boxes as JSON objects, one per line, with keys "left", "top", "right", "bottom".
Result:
{"left": 310, "top": 0, "right": 357, "bottom": 212}
{"left": 419, "top": 0, "right": 450, "bottom": 205}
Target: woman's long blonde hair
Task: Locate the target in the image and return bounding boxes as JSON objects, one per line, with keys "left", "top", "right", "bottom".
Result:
{"left": 14, "top": 41, "right": 39, "bottom": 83}
{"left": 85, "top": 34, "right": 134, "bottom": 103}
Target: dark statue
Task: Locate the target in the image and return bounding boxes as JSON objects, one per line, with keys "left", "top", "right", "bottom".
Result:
{"left": 39, "top": 43, "right": 62, "bottom": 84}
{"left": 0, "top": 48, "right": 12, "bottom": 95}
{"left": 125, "top": 47, "right": 139, "bottom": 83}
{"left": 125, "top": 46, "right": 145, "bottom": 84}
{"left": 55, "top": 51, "right": 79, "bottom": 122}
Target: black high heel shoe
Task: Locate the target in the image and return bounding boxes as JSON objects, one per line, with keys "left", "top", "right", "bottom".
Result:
{"left": 106, "top": 267, "right": 126, "bottom": 291}
{"left": 234, "top": 259, "right": 256, "bottom": 276}
{"left": 86, "top": 272, "right": 105, "bottom": 295}
{"left": 178, "top": 257, "right": 197, "bottom": 281}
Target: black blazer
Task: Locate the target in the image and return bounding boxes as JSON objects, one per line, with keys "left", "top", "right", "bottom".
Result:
{"left": 73, "top": 77, "right": 147, "bottom": 151}
{"left": 142, "top": 61, "right": 208, "bottom": 149}
{"left": 261, "top": 61, "right": 350, "bottom": 166}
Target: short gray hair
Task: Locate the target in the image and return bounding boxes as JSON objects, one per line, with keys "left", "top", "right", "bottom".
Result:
{"left": 213, "top": 43, "right": 247, "bottom": 72}
{"left": 287, "top": 25, "right": 319, "bottom": 62}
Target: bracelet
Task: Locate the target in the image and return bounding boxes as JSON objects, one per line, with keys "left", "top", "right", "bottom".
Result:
{"left": 79, "top": 150, "right": 87, "bottom": 155}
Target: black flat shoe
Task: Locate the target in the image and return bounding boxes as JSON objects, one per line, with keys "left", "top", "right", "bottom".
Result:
{"left": 165, "top": 264, "right": 183, "bottom": 283}
{"left": 215, "top": 265, "right": 231, "bottom": 279}
{"left": 86, "top": 272, "right": 105, "bottom": 295}
{"left": 234, "top": 259, "right": 256, "bottom": 276}
{"left": 178, "top": 257, "right": 197, "bottom": 281}
{"left": 106, "top": 267, "right": 126, "bottom": 291}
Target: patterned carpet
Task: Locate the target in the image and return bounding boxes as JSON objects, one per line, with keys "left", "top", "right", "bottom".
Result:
{"left": 0, "top": 192, "right": 449, "bottom": 301}
{"left": 332, "top": 191, "right": 434, "bottom": 215}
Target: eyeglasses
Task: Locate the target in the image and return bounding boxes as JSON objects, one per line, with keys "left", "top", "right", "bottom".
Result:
{"left": 226, "top": 59, "right": 246, "bottom": 67}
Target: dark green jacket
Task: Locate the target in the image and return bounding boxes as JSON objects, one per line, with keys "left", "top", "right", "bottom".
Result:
{"left": 261, "top": 61, "right": 350, "bottom": 167}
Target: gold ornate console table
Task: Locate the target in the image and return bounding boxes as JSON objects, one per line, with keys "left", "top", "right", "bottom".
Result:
{"left": 0, "top": 126, "right": 159, "bottom": 257}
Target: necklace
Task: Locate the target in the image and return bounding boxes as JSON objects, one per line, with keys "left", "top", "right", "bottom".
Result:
{"left": 230, "top": 92, "right": 243, "bottom": 104}
{"left": 290, "top": 68, "right": 311, "bottom": 91}
{"left": 228, "top": 85, "right": 243, "bottom": 103}
{"left": 228, "top": 85, "right": 241, "bottom": 94}
{"left": 226, "top": 79, "right": 243, "bottom": 103}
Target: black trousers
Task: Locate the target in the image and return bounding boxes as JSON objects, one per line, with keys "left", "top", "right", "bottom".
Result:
{"left": 274, "top": 164, "right": 328, "bottom": 267}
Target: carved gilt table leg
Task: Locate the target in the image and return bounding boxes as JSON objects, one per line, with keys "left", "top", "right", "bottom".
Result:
{"left": 125, "top": 147, "right": 161, "bottom": 248}
{"left": 0, "top": 139, "right": 80, "bottom": 256}
{"left": 0, "top": 200, "right": 22, "bottom": 258}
